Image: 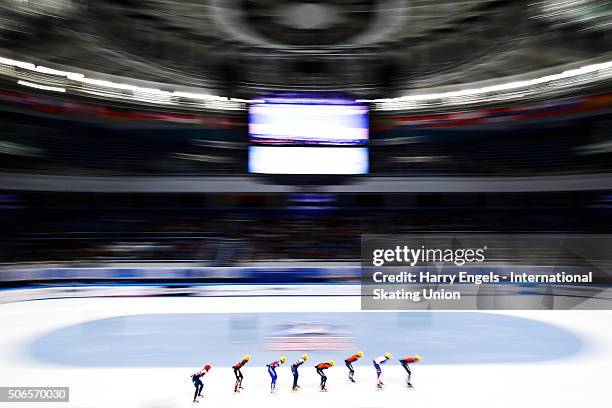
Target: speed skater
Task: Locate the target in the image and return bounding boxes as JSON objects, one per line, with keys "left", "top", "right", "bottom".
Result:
{"left": 190, "top": 364, "right": 211, "bottom": 403}
{"left": 373, "top": 353, "right": 392, "bottom": 389}
{"left": 399, "top": 355, "right": 422, "bottom": 387}
{"left": 232, "top": 354, "right": 251, "bottom": 393}
{"left": 315, "top": 360, "right": 335, "bottom": 391}
{"left": 266, "top": 356, "right": 287, "bottom": 393}
{"left": 344, "top": 351, "right": 364, "bottom": 382}
{"left": 291, "top": 354, "right": 309, "bottom": 391}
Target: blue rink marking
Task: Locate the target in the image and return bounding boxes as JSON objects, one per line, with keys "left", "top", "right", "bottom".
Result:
{"left": 28, "top": 312, "right": 582, "bottom": 367}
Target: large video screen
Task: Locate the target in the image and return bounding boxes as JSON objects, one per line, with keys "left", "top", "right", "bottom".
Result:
{"left": 248, "top": 97, "right": 369, "bottom": 175}
{"left": 249, "top": 146, "right": 368, "bottom": 175}
{"left": 249, "top": 100, "right": 368, "bottom": 145}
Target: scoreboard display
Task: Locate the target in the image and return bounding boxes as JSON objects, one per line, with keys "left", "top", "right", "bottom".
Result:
{"left": 248, "top": 96, "right": 369, "bottom": 175}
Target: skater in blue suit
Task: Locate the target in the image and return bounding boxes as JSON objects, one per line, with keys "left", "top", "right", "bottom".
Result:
{"left": 291, "top": 354, "right": 309, "bottom": 391}
{"left": 267, "top": 356, "right": 287, "bottom": 393}
{"left": 373, "top": 353, "right": 392, "bottom": 389}
{"left": 190, "top": 364, "right": 211, "bottom": 403}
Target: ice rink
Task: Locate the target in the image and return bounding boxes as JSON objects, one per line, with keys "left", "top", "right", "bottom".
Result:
{"left": 0, "top": 287, "right": 611, "bottom": 408}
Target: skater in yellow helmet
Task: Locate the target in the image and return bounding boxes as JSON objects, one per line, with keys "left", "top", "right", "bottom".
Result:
{"left": 373, "top": 353, "right": 392, "bottom": 389}
{"left": 267, "top": 357, "right": 286, "bottom": 393}
{"left": 344, "top": 351, "right": 364, "bottom": 383}
{"left": 291, "top": 353, "right": 309, "bottom": 391}
{"left": 232, "top": 355, "right": 251, "bottom": 393}
{"left": 315, "top": 360, "right": 334, "bottom": 391}
{"left": 399, "top": 355, "right": 422, "bottom": 388}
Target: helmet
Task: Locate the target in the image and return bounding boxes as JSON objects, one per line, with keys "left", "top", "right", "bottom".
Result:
{"left": 385, "top": 352, "right": 392, "bottom": 359}
{"left": 415, "top": 354, "right": 423, "bottom": 361}
{"left": 329, "top": 360, "right": 335, "bottom": 366}
{"left": 244, "top": 354, "right": 251, "bottom": 361}
{"left": 280, "top": 356, "right": 287, "bottom": 364}
{"left": 204, "top": 364, "right": 211, "bottom": 371}
{"left": 302, "top": 354, "right": 309, "bottom": 361}
{"left": 356, "top": 351, "right": 364, "bottom": 358}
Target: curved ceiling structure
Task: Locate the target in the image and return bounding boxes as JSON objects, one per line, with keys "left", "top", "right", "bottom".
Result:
{"left": 0, "top": 0, "right": 610, "bottom": 105}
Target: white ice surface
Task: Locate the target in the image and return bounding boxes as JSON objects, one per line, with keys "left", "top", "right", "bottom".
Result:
{"left": 0, "top": 293, "right": 610, "bottom": 408}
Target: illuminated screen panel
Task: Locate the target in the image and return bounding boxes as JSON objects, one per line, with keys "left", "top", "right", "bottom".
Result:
{"left": 248, "top": 146, "right": 369, "bottom": 175}
{"left": 249, "top": 102, "right": 368, "bottom": 145}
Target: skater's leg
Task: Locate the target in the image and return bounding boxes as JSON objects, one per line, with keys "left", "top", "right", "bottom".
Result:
{"left": 234, "top": 368, "right": 243, "bottom": 391}
{"left": 292, "top": 366, "right": 299, "bottom": 388}
{"left": 193, "top": 379, "right": 201, "bottom": 402}
{"left": 317, "top": 368, "right": 324, "bottom": 389}
{"left": 401, "top": 362, "right": 412, "bottom": 385}
{"left": 268, "top": 366, "right": 273, "bottom": 391}
{"left": 345, "top": 361, "right": 355, "bottom": 381}
{"left": 374, "top": 363, "right": 383, "bottom": 386}
{"left": 268, "top": 366, "right": 278, "bottom": 391}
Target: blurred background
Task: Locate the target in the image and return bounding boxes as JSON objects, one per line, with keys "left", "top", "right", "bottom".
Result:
{"left": 0, "top": 0, "right": 611, "bottom": 291}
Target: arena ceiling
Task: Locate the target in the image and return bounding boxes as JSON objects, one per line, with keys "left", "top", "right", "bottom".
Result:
{"left": 0, "top": 0, "right": 610, "bottom": 99}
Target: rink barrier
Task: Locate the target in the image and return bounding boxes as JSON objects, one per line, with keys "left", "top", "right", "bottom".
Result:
{"left": 0, "top": 284, "right": 361, "bottom": 303}
{"left": 1, "top": 265, "right": 610, "bottom": 305}
{"left": 1, "top": 264, "right": 606, "bottom": 283}
{"left": 0, "top": 265, "right": 359, "bottom": 282}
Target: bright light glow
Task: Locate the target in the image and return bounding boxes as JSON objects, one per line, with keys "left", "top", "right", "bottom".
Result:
{"left": 2, "top": 53, "right": 612, "bottom": 112}
{"left": 0, "top": 55, "right": 246, "bottom": 110}
{"left": 0, "top": 57, "right": 35, "bottom": 70}
{"left": 33, "top": 66, "right": 71, "bottom": 76}
{"left": 358, "top": 60, "right": 612, "bottom": 110}
{"left": 248, "top": 146, "right": 369, "bottom": 175}
{"left": 17, "top": 80, "right": 66, "bottom": 92}
{"left": 173, "top": 91, "right": 227, "bottom": 101}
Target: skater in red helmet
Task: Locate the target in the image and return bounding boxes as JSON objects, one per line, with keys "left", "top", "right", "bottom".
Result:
{"left": 190, "top": 364, "right": 211, "bottom": 403}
